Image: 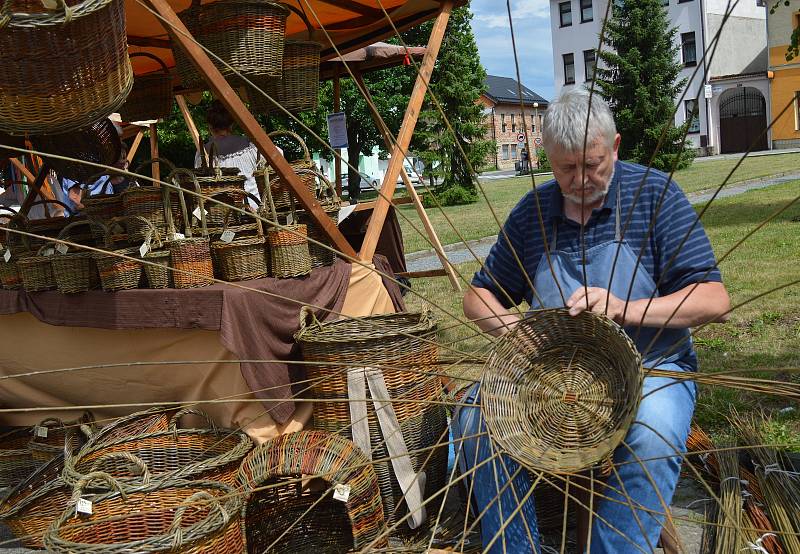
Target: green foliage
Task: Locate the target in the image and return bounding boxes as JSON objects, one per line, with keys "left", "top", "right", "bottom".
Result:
{"left": 535, "top": 147, "right": 551, "bottom": 171}
{"left": 596, "top": 0, "right": 695, "bottom": 172}
{"left": 422, "top": 184, "right": 477, "bottom": 208}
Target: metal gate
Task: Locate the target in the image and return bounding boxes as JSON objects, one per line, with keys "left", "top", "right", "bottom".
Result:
{"left": 719, "top": 87, "right": 768, "bottom": 154}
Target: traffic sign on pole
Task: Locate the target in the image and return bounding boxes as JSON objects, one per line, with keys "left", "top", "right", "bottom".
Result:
{"left": 516, "top": 132, "right": 526, "bottom": 143}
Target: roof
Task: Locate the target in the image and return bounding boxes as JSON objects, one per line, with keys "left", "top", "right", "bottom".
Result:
{"left": 483, "top": 75, "right": 549, "bottom": 106}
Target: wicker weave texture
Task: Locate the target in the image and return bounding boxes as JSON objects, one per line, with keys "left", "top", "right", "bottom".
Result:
{"left": 481, "top": 309, "right": 643, "bottom": 473}
{"left": 17, "top": 248, "right": 55, "bottom": 292}
{"left": 0, "top": 429, "right": 39, "bottom": 489}
{"left": 238, "top": 430, "right": 387, "bottom": 552}
{"left": 119, "top": 52, "right": 174, "bottom": 122}
{"left": 143, "top": 250, "right": 173, "bottom": 288}
{"left": 0, "top": 0, "right": 133, "bottom": 135}
{"left": 31, "top": 118, "right": 121, "bottom": 183}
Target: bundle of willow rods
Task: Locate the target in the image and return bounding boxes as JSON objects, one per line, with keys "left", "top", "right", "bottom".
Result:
{"left": 648, "top": 367, "right": 800, "bottom": 402}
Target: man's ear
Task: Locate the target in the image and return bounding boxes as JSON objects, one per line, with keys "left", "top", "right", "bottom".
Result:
{"left": 612, "top": 133, "right": 621, "bottom": 161}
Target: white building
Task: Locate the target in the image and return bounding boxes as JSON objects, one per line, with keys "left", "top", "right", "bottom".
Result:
{"left": 549, "top": 0, "right": 769, "bottom": 155}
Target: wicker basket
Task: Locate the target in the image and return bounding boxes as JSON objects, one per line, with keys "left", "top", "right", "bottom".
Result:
{"left": 122, "top": 157, "right": 181, "bottom": 242}
{"left": 143, "top": 249, "right": 173, "bottom": 288}
{"left": 238, "top": 431, "right": 388, "bottom": 553}
{"left": 164, "top": 169, "right": 215, "bottom": 289}
{"left": 0, "top": 218, "right": 34, "bottom": 290}
{"left": 63, "top": 409, "right": 252, "bottom": 490}
{"left": 252, "top": 130, "right": 316, "bottom": 212}
{"left": 262, "top": 180, "right": 311, "bottom": 278}
{"left": 83, "top": 407, "right": 176, "bottom": 450}
{"left": 0, "top": 0, "right": 133, "bottom": 135}
{"left": 250, "top": 41, "right": 321, "bottom": 115}
{"left": 0, "top": 428, "right": 39, "bottom": 489}
{"left": 179, "top": 150, "right": 249, "bottom": 234}
{"left": 27, "top": 413, "right": 94, "bottom": 463}
{"left": 92, "top": 218, "right": 157, "bottom": 292}
{"left": 17, "top": 244, "right": 56, "bottom": 292}
{"left": 21, "top": 199, "right": 77, "bottom": 250}
{"left": 51, "top": 220, "right": 103, "bottom": 294}
{"left": 81, "top": 171, "right": 128, "bottom": 240}
{"left": 295, "top": 169, "right": 340, "bottom": 268}
{"left": 295, "top": 308, "right": 448, "bottom": 529}
{"left": 174, "top": 0, "right": 289, "bottom": 89}
{"left": 43, "top": 473, "right": 244, "bottom": 554}
{"left": 119, "top": 52, "right": 174, "bottom": 122}
{"left": 481, "top": 309, "right": 643, "bottom": 473}
{"left": 210, "top": 207, "right": 267, "bottom": 282}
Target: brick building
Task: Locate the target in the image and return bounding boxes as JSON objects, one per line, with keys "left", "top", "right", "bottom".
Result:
{"left": 480, "top": 75, "right": 549, "bottom": 170}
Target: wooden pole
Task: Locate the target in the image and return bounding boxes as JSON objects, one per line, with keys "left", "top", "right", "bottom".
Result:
{"left": 149, "top": 123, "right": 160, "bottom": 184}
{"left": 352, "top": 70, "right": 461, "bottom": 292}
{"left": 333, "top": 66, "right": 342, "bottom": 199}
{"left": 19, "top": 164, "right": 50, "bottom": 216}
{"left": 127, "top": 129, "right": 145, "bottom": 162}
{"left": 147, "top": 0, "right": 356, "bottom": 259}
{"left": 358, "top": 1, "right": 453, "bottom": 261}
{"left": 176, "top": 94, "right": 202, "bottom": 155}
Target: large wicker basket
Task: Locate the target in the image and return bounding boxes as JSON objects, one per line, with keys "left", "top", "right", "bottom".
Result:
{"left": 174, "top": 0, "right": 289, "bottom": 89}
{"left": 43, "top": 473, "right": 244, "bottom": 554}
{"left": 0, "top": 0, "right": 133, "bottom": 135}
{"left": 83, "top": 407, "right": 176, "bottom": 450}
{"left": 295, "top": 308, "right": 448, "bottom": 530}
{"left": 238, "top": 431, "right": 388, "bottom": 553}
{"left": 481, "top": 309, "right": 643, "bottom": 473}
{"left": 119, "top": 52, "right": 174, "bottom": 122}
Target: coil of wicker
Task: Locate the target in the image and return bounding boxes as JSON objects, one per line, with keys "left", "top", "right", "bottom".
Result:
{"left": 119, "top": 52, "right": 175, "bottom": 122}
{"left": 164, "top": 169, "right": 215, "bottom": 289}
{"left": 261, "top": 180, "right": 311, "bottom": 278}
{"left": 210, "top": 198, "right": 267, "bottom": 282}
{"left": 294, "top": 308, "right": 448, "bottom": 530}
{"left": 0, "top": 0, "right": 133, "bottom": 135}
{"left": 481, "top": 309, "right": 643, "bottom": 473}
{"left": 252, "top": 130, "right": 316, "bottom": 212}
{"left": 50, "top": 220, "right": 104, "bottom": 294}
{"left": 173, "top": 0, "right": 289, "bottom": 89}
{"left": 43, "top": 472, "right": 244, "bottom": 554}
{"left": 27, "top": 413, "right": 94, "bottom": 463}
{"left": 0, "top": 428, "right": 39, "bottom": 489}
{"left": 238, "top": 430, "right": 388, "bottom": 553}
{"left": 122, "top": 157, "right": 181, "bottom": 243}
{"left": 93, "top": 216, "right": 161, "bottom": 291}
{"left": 30, "top": 118, "right": 122, "bottom": 183}
{"left": 294, "top": 169, "right": 340, "bottom": 268}
{"left": 62, "top": 408, "right": 252, "bottom": 490}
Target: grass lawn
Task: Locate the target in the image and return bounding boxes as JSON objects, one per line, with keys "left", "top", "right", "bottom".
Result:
{"left": 405, "top": 181, "right": 800, "bottom": 443}
{"left": 398, "top": 151, "right": 800, "bottom": 254}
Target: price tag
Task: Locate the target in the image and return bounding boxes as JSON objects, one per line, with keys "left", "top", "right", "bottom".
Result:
{"left": 75, "top": 497, "right": 93, "bottom": 516}
{"left": 192, "top": 207, "right": 208, "bottom": 221}
{"left": 40, "top": 0, "right": 58, "bottom": 8}
{"left": 220, "top": 230, "right": 235, "bottom": 243}
{"left": 174, "top": 232, "right": 185, "bottom": 240}
{"left": 285, "top": 213, "right": 294, "bottom": 225}
{"left": 35, "top": 426, "right": 49, "bottom": 438}
{"left": 139, "top": 242, "right": 150, "bottom": 258}
{"left": 56, "top": 243, "right": 69, "bottom": 255}
{"left": 43, "top": 247, "right": 55, "bottom": 257}
{"left": 333, "top": 483, "right": 351, "bottom": 502}
{"left": 3, "top": 249, "right": 11, "bottom": 263}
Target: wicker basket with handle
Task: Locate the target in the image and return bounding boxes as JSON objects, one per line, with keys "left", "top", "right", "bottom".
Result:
{"left": 0, "top": 428, "right": 40, "bottom": 490}
{"left": 92, "top": 216, "right": 162, "bottom": 292}
{"left": 122, "top": 157, "right": 181, "bottom": 243}
{"left": 294, "top": 168, "right": 340, "bottom": 268}
{"left": 50, "top": 220, "right": 104, "bottom": 294}
{"left": 252, "top": 130, "right": 316, "bottom": 212}
{"left": 210, "top": 198, "right": 267, "bottom": 282}
{"left": 16, "top": 244, "right": 57, "bottom": 292}
{"left": 261, "top": 180, "right": 311, "bottom": 279}
{"left": 119, "top": 52, "right": 174, "bottom": 122}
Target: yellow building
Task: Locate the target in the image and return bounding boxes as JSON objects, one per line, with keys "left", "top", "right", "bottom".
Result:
{"left": 768, "top": 0, "right": 800, "bottom": 148}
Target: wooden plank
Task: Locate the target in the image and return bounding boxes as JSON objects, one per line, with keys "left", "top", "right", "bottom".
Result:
{"left": 352, "top": 196, "right": 413, "bottom": 212}
{"left": 149, "top": 123, "right": 160, "bottom": 184}
{"left": 358, "top": 1, "right": 453, "bottom": 262}
{"left": 128, "top": 36, "right": 172, "bottom": 49}
{"left": 149, "top": 0, "right": 356, "bottom": 259}
{"left": 176, "top": 94, "right": 202, "bottom": 154}
{"left": 127, "top": 130, "right": 145, "bottom": 161}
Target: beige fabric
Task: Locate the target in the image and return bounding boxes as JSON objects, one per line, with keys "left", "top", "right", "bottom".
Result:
{"left": 0, "top": 261, "right": 396, "bottom": 443}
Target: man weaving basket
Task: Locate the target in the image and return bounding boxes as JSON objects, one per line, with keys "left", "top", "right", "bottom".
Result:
{"left": 454, "top": 88, "right": 731, "bottom": 553}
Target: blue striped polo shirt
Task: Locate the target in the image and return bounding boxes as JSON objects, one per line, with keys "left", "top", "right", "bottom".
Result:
{"left": 473, "top": 160, "right": 723, "bottom": 309}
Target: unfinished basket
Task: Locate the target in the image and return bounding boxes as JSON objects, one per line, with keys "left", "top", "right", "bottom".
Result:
{"left": 0, "top": 428, "right": 39, "bottom": 489}
{"left": 63, "top": 408, "right": 252, "bottom": 490}
{"left": 481, "top": 309, "right": 643, "bottom": 473}
{"left": 43, "top": 473, "right": 244, "bottom": 554}
{"left": 295, "top": 169, "right": 340, "bottom": 268}
{"left": 295, "top": 308, "right": 448, "bottom": 530}
{"left": 0, "top": 0, "right": 133, "bottom": 135}
{"left": 252, "top": 130, "right": 316, "bottom": 212}
{"left": 174, "top": 0, "right": 289, "bottom": 89}
{"left": 210, "top": 209, "right": 267, "bottom": 282}
{"left": 119, "top": 52, "right": 174, "bottom": 122}
{"left": 238, "top": 431, "right": 388, "bottom": 553}
{"left": 51, "top": 220, "right": 103, "bottom": 294}
{"left": 31, "top": 118, "right": 122, "bottom": 183}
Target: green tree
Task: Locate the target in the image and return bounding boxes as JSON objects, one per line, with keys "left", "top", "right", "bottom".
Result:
{"left": 596, "top": 0, "right": 695, "bottom": 171}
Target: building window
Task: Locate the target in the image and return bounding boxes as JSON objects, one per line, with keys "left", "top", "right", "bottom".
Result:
{"left": 559, "top": 1, "right": 572, "bottom": 27}
{"left": 684, "top": 99, "right": 700, "bottom": 133}
{"left": 511, "top": 114, "right": 516, "bottom": 133}
{"left": 501, "top": 144, "right": 510, "bottom": 160}
{"left": 679, "top": 0, "right": 693, "bottom": 3}
{"left": 511, "top": 144, "right": 518, "bottom": 159}
{"left": 501, "top": 113, "right": 506, "bottom": 133}
{"left": 563, "top": 53, "right": 576, "bottom": 85}
{"left": 681, "top": 32, "right": 696, "bottom": 67}
{"left": 583, "top": 49, "right": 596, "bottom": 81}
{"left": 531, "top": 114, "right": 536, "bottom": 133}
{"left": 580, "top": 0, "right": 593, "bottom": 22}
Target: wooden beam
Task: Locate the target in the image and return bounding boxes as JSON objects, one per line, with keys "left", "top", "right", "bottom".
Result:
{"left": 149, "top": 123, "right": 160, "bottom": 184}
{"left": 149, "top": 0, "right": 356, "bottom": 259}
{"left": 333, "top": 66, "right": 342, "bottom": 199}
{"left": 128, "top": 36, "right": 172, "bottom": 49}
{"left": 19, "top": 165, "right": 50, "bottom": 216}
{"left": 353, "top": 196, "right": 413, "bottom": 212}
{"left": 358, "top": 1, "right": 453, "bottom": 262}
{"left": 127, "top": 130, "right": 145, "bottom": 161}
{"left": 176, "top": 94, "right": 202, "bottom": 155}
{"left": 352, "top": 68, "right": 461, "bottom": 292}
{"left": 313, "top": 0, "right": 382, "bottom": 18}
{"left": 8, "top": 158, "right": 35, "bottom": 185}
{"left": 397, "top": 268, "right": 447, "bottom": 279}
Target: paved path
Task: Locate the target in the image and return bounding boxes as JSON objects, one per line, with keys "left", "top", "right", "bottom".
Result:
{"left": 407, "top": 171, "right": 800, "bottom": 273}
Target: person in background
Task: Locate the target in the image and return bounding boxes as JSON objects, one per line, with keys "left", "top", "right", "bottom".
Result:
{"left": 195, "top": 100, "right": 264, "bottom": 203}
{"left": 61, "top": 142, "right": 130, "bottom": 215}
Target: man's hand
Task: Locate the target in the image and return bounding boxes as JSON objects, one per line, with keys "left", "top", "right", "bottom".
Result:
{"left": 566, "top": 286, "right": 628, "bottom": 325}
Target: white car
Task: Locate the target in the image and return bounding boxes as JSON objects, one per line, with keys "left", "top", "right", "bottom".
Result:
{"left": 396, "top": 162, "right": 421, "bottom": 185}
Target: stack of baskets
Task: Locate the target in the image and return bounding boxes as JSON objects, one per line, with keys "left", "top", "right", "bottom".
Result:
{"left": 261, "top": 173, "right": 311, "bottom": 279}
{"left": 295, "top": 308, "right": 448, "bottom": 531}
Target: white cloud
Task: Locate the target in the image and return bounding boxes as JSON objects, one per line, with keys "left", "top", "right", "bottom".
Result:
{"left": 473, "top": 0, "right": 550, "bottom": 28}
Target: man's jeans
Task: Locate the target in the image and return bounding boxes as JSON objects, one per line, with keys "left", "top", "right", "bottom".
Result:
{"left": 452, "top": 363, "right": 696, "bottom": 553}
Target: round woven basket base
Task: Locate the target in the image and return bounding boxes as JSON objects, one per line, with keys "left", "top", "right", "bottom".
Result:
{"left": 482, "top": 309, "right": 642, "bottom": 473}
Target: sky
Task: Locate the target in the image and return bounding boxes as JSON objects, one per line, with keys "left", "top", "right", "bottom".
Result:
{"left": 470, "top": 0, "right": 556, "bottom": 101}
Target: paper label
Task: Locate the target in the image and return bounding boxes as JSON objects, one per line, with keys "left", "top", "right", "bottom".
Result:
{"left": 56, "top": 243, "right": 69, "bottom": 255}
{"left": 333, "top": 483, "right": 351, "bottom": 502}
{"left": 220, "top": 230, "right": 235, "bottom": 243}
{"left": 192, "top": 207, "right": 208, "bottom": 221}
{"left": 3, "top": 249, "right": 10, "bottom": 263}
{"left": 174, "top": 232, "right": 185, "bottom": 240}
{"left": 139, "top": 242, "right": 150, "bottom": 257}
{"left": 43, "top": 247, "right": 55, "bottom": 257}
{"left": 286, "top": 213, "right": 294, "bottom": 225}
{"left": 35, "top": 426, "right": 48, "bottom": 438}
{"left": 76, "top": 498, "right": 93, "bottom": 516}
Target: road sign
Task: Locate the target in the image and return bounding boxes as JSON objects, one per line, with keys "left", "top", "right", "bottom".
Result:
{"left": 704, "top": 84, "right": 713, "bottom": 99}
{"left": 516, "top": 132, "right": 526, "bottom": 143}
{"left": 534, "top": 137, "right": 543, "bottom": 147}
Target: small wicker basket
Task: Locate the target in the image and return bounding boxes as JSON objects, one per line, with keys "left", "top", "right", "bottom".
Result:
{"left": 295, "top": 169, "right": 340, "bottom": 268}
{"left": 92, "top": 217, "right": 160, "bottom": 292}
{"left": 210, "top": 208, "right": 267, "bottom": 282}
{"left": 17, "top": 244, "right": 56, "bottom": 292}
{"left": 50, "top": 220, "right": 103, "bottom": 294}
{"left": 122, "top": 157, "right": 181, "bottom": 243}
{"left": 262, "top": 179, "right": 311, "bottom": 278}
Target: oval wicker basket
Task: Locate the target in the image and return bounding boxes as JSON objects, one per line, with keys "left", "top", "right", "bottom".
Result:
{"left": 0, "top": 0, "right": 133, "bottom": 135}
{"left": 238, "top": 431, "right": 388, "bottom": 553}
{"left": 43, "top": 473, "right": 244, "bottom": 554}
{"left": 119, "top": 52, "right": 175, "bottom": 122}
{"left": 82, "top": 407, "right": 175, "bottom": 450}
{"left": 481, "top": 309, "right": 643, "bottom": 473}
